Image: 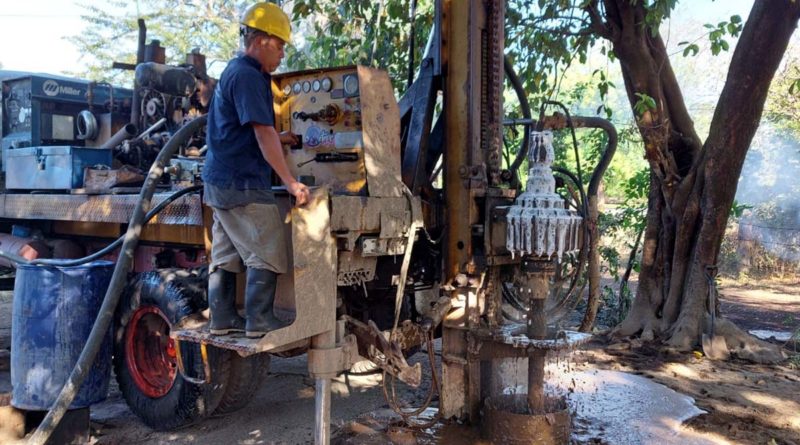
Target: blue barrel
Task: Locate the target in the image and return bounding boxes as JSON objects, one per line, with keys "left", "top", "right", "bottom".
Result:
{"left": 11, "top": 261, "right": 114, "bottom": 410}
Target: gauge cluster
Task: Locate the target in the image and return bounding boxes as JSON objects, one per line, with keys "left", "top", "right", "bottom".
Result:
{"left": 274, "top": 68, "right": 367, "bottom": 195}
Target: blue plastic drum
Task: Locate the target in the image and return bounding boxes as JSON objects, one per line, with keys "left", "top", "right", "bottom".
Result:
{"left": 11, "top": 261, "right": 114, "bottom": 410}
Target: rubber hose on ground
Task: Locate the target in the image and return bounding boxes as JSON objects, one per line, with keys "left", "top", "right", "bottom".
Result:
{"left": 28, "top": 114, "right": 208, "bottom": 445}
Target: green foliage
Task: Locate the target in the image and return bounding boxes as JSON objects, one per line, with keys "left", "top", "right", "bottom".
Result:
{"left": 69, "top": 0, "right": 430, "bottom": 94}
{"left": 506, "top": 0, "right": 600, "bottom": 99}
{"left": 69, "top": 1, "right": 243, "bottom": 85}
{"left": 765, "top": 59, "right": 800, "bottom": 138}
{"left": 287, "top": 0, "right": 433, "bottom": 92}
{"left": 729, "top": 200, "right": 752, "bottom": 219}
{"left": 677, "top": 15, "right": 741, "bottom": 58}
{"left": 633, "top": 93, "right": 657, "bottom": 116}
{"left": 641, "top": 0, "right": 678, "bottom": 36}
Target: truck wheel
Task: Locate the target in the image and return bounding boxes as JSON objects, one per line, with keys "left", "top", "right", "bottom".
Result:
{"left": 213, "top": 352, "right": 270, "bottom": 415}
{"left": 114, "top": 269, "right": 231, "bottom": 431}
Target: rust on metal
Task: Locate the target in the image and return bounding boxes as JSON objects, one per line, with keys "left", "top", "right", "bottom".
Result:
{"left": 483, "top": 395, "right": 571, "bottom": 445}
{"left": 342, "top": 316, "right": 422, "bottom": 387}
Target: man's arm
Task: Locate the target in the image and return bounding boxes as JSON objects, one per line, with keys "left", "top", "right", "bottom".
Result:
{"left": 253, "top": 123, "right": 309, "bottom": 206}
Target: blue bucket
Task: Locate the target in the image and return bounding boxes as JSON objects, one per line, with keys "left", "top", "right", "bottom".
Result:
{"left": 11, "top": 261, "right": 114, "bottom": 410}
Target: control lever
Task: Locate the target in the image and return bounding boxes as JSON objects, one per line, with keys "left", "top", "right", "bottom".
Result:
{"left": 297, "top": 152, "right": 358, "bottom": 168}
{"left": 293, "top": 104, "right": 342, "bottom": 125}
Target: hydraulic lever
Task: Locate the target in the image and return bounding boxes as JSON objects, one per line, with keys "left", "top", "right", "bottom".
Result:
{"left": 293, "top": 104, "right": 342, "bottom": 125}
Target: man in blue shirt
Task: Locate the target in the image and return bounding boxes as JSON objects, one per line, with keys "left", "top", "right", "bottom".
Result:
{"left": 202, "top": 2, "right": 309, "bottom": 338}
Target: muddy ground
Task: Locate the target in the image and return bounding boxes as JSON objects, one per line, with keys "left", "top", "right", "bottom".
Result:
{"left": 0, "top": 279, "right": 798, "bottom": 444}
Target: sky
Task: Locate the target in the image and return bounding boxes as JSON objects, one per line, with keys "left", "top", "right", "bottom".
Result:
{"left": 0, "top": 0, "right": 757, "bottom": 76}
{"left": 0, "top": 1, "right": 86, "bottom": 73}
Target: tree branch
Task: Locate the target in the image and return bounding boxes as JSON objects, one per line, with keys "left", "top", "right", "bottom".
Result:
{"left": 585, "top": 0, "right": 614, "bottom": 40}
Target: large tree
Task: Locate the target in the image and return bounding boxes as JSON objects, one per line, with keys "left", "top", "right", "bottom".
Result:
{"left": 510, "top": 0, "right": 797, "bottom": 362}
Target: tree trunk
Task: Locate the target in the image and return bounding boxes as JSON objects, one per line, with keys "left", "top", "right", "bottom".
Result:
{"left": 595, "top": 0, "right": 799, "bottom": 363}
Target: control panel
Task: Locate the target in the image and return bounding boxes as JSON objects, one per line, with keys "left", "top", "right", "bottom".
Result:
{"left": 273, "top": 66, "right": 403, "bottom": 197}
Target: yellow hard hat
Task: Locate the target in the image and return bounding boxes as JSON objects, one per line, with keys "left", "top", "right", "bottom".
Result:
{"left": 241, "top": 2, "right": 291, "bottom": 44}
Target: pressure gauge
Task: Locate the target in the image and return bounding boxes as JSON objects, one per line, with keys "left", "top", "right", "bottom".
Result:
{"left": 321, "top": 77, "right": 333, "bottom": 92}
{"left": 283, "top": 84, "right": 292, "bottom": 96}
{"left": 343, "top": 74, "right": 359, "bottom": 97}
{"left": 312, "top": 79, "right": 321, "bottom": 92}
{"left": 292, "top": 82, "right": 302, "bottom": 94}
{"left": 302, "top": 80, "right": 311, "bottom": 93}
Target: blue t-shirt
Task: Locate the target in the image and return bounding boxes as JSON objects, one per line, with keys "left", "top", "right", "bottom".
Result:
{"left": 202, "top": 55, "right": 275, "bottom": 191}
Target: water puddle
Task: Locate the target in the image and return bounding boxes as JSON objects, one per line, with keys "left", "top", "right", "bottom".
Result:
{"left": 749, "top": 329, "right": 795, "bottom": 342}
{"left": 338, "top": 366, "right": 713, "bottom": 445}
{"left": 560, "top": 369, "right": 709, "bottom": 445}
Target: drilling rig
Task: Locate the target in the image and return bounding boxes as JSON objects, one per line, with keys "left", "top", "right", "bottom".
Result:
{"left": 3, "top": 1, "right": 616, "bottom": 444}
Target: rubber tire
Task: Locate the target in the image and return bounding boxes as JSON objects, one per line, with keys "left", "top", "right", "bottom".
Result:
{"left": 114, "top": 269, "right": 232, "bottom": 431}
{"left": 213, "top": 352, "right": 271, "bottom": 415}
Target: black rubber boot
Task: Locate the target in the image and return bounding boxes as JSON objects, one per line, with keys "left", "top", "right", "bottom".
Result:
{"left": 245, "top": 268, "right": 286, "bottom": 338}
{"left": 208, "top": 268, "right": 245, "bottom": 335}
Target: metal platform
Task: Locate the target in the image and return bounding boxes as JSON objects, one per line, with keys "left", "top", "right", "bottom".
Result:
{"left": 171, "top": 311, "right": 298, "bottom": 356}
{"left": 172, "top": 323, "right": 289, "bottom": 356}
{"left": 0, "top": 192, "right": 203, "bottom": 225}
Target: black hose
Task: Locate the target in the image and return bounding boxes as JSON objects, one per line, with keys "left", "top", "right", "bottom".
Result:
{"left": 28, "top": 114, "right": 207, "bottom": 445}
{"left": 544, "top": 100, "right": 584, "bottom": 183}
{"left": 552, "top": 166, "right": 588, "bottom": 219}
{"left": 0, "top": 186, "right": 203, "bottom": 267}
{"left": 504, "top": 55, "right": 532, "bottom": 187}
{"left": 32, "top": 185, "right": 202, "bottom": 267}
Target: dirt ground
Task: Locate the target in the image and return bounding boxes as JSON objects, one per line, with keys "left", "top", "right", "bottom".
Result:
{"left": 0, "top": 279, "right": 798, "bottom": 444}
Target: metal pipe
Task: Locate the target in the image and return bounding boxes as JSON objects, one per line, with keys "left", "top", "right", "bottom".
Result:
{"left": 132, "top": 19, "right": 147, "bottom": 126}
{"left": 311, "top": 330, "right": 335, "bottom": 445}
{"left": 100, "top": 123, "right": 138, "bottom": 150}
{"left": 136, "top": 19, "right": 146, "bottom": 65}
{"left": 503, "top": 117, "right": 537, "bottom": 126}
{"left": 134, "top": 117, "right": 167, "bottom": 142}
{"left": 527, "top": 298, "right": 546, "bottom": 414}
{"left": 526, "top": 271, "right": 549, "bottom": 414}
{"left": 314, "top": 377, "right": 331, "bottom": 444}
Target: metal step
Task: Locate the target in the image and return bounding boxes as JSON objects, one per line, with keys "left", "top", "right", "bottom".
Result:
{"left": 170, "top": 313, "right": 304, "bottom": 356}
{"left": 172, "top": 323, "right": 270, "bottom": 356}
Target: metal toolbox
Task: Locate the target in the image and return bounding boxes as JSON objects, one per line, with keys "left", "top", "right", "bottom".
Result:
{"left": 5, "top": 146, "right": 113, "bottom": 190}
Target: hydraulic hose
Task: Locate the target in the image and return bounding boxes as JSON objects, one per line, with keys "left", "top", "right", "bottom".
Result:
{"left": 504, "top": 55, "right": 532, "bottom": 187}
{"left": 28, "top": 114, "right": 207, "bottom": 445}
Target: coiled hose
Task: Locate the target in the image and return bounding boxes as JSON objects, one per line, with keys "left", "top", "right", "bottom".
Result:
{"left": 28, "top": 114, "right": 207, "bottom": 445}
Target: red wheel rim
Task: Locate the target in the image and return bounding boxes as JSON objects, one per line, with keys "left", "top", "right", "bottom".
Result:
{"left": 125, "top": 306, "right": 178, "bottom": 398}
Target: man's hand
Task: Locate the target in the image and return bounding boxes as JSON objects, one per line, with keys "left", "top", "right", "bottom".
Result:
{"left": 279, "top": 131, "right": 299, "bottom": 146}
{"left": 287, "top": 180, "right": 310, "bottom": 206}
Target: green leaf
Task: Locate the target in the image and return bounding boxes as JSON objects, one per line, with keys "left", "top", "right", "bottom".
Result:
{"left": 633, "top": 92, "right": 657, "bottom": 116}
{"left": 682, "top": 43, "right": 699, "bottom": 57}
